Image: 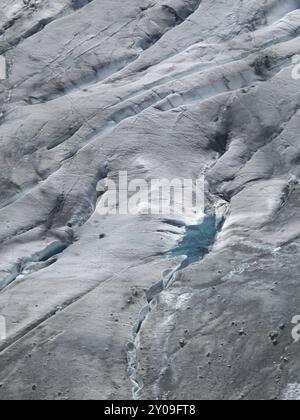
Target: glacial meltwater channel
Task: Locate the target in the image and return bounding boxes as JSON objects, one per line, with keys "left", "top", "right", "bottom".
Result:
{"left": 129, "top": 213, "right": 224, "bottom": 398}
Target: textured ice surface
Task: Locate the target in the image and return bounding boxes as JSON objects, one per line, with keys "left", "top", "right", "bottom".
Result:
{"left": 0, "top": 0, "right": 300, "bottom": 400}
{"left": 283, "top": 383, "right": 300, "bottom": 400}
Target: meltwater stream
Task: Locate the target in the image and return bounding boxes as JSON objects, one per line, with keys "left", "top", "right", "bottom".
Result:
{"left": 128, "top": 213, "right": 224, "bottom": 398}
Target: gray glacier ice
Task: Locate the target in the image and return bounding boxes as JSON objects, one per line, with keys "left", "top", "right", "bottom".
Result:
{"left": 0, "top": 0, "right": 300, "bottom": 400}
